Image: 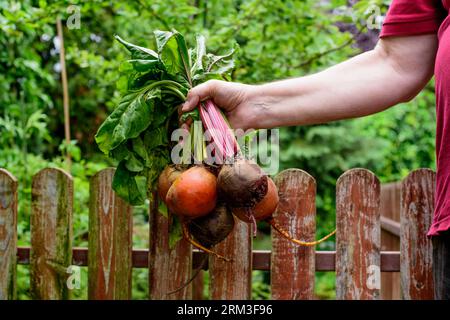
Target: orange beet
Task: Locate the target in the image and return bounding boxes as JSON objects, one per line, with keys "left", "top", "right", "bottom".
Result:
{"left": 233, "top": 177, "right": 279, "bottom": 222}
{"left": 166, "top": 166, "right": 217, "bottom": 219}
{"left": 157, "top": 165, "right": 184, "bottom": 202}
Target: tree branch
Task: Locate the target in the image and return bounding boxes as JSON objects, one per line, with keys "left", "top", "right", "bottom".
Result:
{"left": 137, "top": 0, "right": 171, "bottom": 30}
{"left": 297, "top": 26, "right": 367, "bottom": 69}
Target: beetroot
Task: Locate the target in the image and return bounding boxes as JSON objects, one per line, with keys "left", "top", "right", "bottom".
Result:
{"left": 217, "top": 158, "right": 268, "bottom": 208}
{"left": 166, "top": 166, "right": 217, "bottom": 219}
{"left": 157, "top": 165, "right": 184, "bottom": 202}
{"left": 188, "top": 203, "right": 235, "bottom": 248}
{"left": 233, "top": 177, "right": 279, "bottom": 223}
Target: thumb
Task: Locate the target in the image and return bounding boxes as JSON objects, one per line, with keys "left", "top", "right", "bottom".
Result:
{"left": 182, "top": 80, "right": 220, "bottom": 112}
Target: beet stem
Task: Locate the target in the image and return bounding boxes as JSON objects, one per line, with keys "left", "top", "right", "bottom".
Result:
{"left": 199, "top": 100, "right": 239, "bottom": 161}
{"left": 199, "top": 104, "right": 225, "bottom": 161}
{"left": 204, "top": 100, "right": 235, "bottom": 156}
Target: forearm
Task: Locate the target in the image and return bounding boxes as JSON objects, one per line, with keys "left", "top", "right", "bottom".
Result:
{"left": 183, "top": 35, "right": 437, "bottom": 131}
{"left": 251, "top": 40, "right": 435, "bottom": 128}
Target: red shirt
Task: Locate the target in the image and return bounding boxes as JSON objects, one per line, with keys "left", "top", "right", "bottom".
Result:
{"left": 381, "top": 0, "right": 450, "bottom": 236}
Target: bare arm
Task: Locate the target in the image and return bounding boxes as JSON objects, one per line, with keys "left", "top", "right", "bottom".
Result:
{"left": 182, "top": 34, "right": 438, "bottom": 130}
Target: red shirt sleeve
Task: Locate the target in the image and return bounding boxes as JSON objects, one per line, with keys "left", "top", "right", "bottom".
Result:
{"left": 380, "top": 0, "right": 446, "bottom": 37}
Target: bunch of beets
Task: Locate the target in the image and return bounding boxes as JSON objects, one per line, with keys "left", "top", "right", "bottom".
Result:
{"left": 96, "top": 30, "right": 334, "bottom": 262}
{"left": 159, "top": 157, "right": 280, "bottom": 258}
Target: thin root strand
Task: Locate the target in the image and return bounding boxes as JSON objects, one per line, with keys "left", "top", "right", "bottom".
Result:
{"left": 182, "top": 222, "right": 231, "bottom": 262}
{"left": 268, "top": 218, "right": 336, "bottom": 247}
{"left": 166, "top": 255, "right": 208, "bottom": 297}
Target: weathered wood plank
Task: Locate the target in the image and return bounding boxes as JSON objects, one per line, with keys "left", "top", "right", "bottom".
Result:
{"left": 30, "top": 168, "right": 73, "bottom": 300}
{"left": 271, "top": 169, "right": 316, "bottom": 300}
{"left": 380, "top": 182, "right": 401, "bottom": 300}
{"left": 400, "top": 169, "right": 435, "bottom": 300}
{"left": 17, "top": 247, "right": 402, "bottom": 271}
{"left": 380, "top": 231, "right": 400, "bottom": 300}
{"left": 432, "top": 232, "right": 450, "bottom": 299}
{"left": 88, "top": 168, "right": 133, "bottom": 299}
{"left": 0, "top": 169, "right": 18, "bottom": 300}
{"left": 192, "top": 270, "right": 204, "bottom": 300}
{"left": 149, "top": 194, "right": 192, "bottom": 300}
{"left": 381, "top": 216, "right": 400, "bottom": 237}
{"left": 380, "top": 182, "right": 402, "bottom": 226}
{"left": 209, "top": 219, "right": 252, "bottom": 300}
{"left": 336, "top": 169, "right": 381, "bottom": 300}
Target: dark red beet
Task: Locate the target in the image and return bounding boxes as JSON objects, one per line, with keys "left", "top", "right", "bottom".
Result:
{"left": 217, "top": 158, "right": 268, "bottom": 208}
{"left": 188, "top": 203, "right": 235, "bottom": 248}
{"left": 233, "top": 177, "right": 279, "bottom": 222}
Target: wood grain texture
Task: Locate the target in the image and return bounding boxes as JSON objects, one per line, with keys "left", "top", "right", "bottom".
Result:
{"left": 209, "top": 218, "right": 252, "bottom": 300}
{"left": 30, "top": 168, "right": 73, "bottom": 300}
{"left": 380, "top": 182, "right": 401, "bottom": 300}
{"left": 149, "top": 194, "right": 192, "bottom": 300}
{"left": 336, "top": 169, "right": 381, "bottom": 300}
{"left": 432, "top": 232, "right": 450, "bottom": 300}
{"left": 192, "top": 270, "right": 204, "bottom": 300}
{"left": 0, "top": 169, "right": 17, "bottom": 300}
{"left": 88, "top": 168, "right": 133, "bottom": 299}
{"left": 400, "top": 169, "right": 435, "bottom": 300}
{"left": 271, "top": 169, "right": 316, "bottom": 300}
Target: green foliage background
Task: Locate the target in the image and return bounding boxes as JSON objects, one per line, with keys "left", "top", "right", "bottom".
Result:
{"left": 0, "top": 0, "right": 436, "bottom": 300}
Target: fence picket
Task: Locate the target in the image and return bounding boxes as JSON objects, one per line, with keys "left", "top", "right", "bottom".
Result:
{"left": 192, "top": 270, "right": 204, "bottom": 299}
{"left": 336, "top": 169, "right": 380, "bottom": 300}
{"left": 0, "top": 169, "right": 18, "bottom": 300}
{"left": 88, "top": 168, "right": 133, "bottom": 299}
{"left": 149, "top": 195, "right": 192, "bottom": 300}
{"left": 400, "top": 169, "right": 435, "bottom": 299}
{"left": 380, "top": 182, "right": 401, "bottom": 299}
{"left": 30, "top": 168, "right": 73, "bottom": 300}
{"left": 271, "top": 169, "right": 316, "bottom": 300}
{"left": 209, "top": 219, "right": 252, "bottom": 299}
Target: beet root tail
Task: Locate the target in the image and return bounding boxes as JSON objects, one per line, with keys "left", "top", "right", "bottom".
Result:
{"left": 165, "top": 255, "right": 208, "bottom": 297}
{"left": 268, "top": 218, "right": 336, "bottom": 246}
{"left": 182, "top": 222, "right": 231, "bottom": 261}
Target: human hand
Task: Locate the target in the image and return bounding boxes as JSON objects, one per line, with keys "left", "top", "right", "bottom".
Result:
{"left": 181, "top": 80, "right": 269, "bottom": 130}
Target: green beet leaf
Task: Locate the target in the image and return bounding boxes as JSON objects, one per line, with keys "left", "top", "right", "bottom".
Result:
{"left": 112, "top": 162, "right": 147, "bottom": 206}
{"left": 125, "top": 152, "right": 144, "bottom": 172}
{"left": 115, "top": 35, "right": 158, "bottom": 60}
{"left": 95, "top": 88, "right": 155, "bottom": 153}
{"left": 131, "top": 136, "right": 150, "bottom": 165}
{"left": 154, "top": 30, "right": 192, "bottom": 86}
{"left": 190, "top": 35, "right": 206, "bottom": 76}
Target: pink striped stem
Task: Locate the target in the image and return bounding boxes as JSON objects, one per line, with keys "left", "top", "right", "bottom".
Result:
{"left": 199, "top": 100, "right": 239, "bottom": 161}
{"left": 203, "top": 101, "right": 234, "bottom": 156}
{"left": 199, "top": 105, "right": 225, "bottom": 161}
{"left": 209, "top": 101, "right": 238, "bottom": 153}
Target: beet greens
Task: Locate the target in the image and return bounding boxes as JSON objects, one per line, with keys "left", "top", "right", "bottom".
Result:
{"left": 95, "top": 30, "right": 235, "bottom": 205}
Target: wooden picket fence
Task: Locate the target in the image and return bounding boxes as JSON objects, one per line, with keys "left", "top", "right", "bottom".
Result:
{"left": 0, "top": 167, "right": 436, "bottom": 300}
